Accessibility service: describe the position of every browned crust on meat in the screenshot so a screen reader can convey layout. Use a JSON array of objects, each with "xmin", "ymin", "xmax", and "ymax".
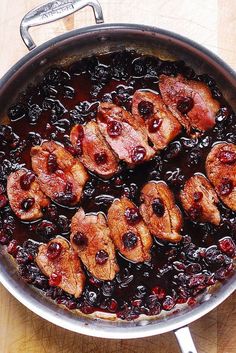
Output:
[
  {"xmin": 7, "ymin": 169, "xmax": 49, "ymax": 221},
  {"xmin": 36, "ymin": 237, "xmax": 85, "ymax": 298},
  {"xmin": 107, "ymin": 197, "xmax": 153, "ymax": 262},
  {"xmin": 180, "ymin": 173, "xmax": 220, "ymax": 225},
  {"xmin": 70, "ymin": 121, "xmax": 119, "ymax": 178},
  {"xmin": 97, "ymin": 102, "xmax": 155, "ymax": 166},
  {"xmin": 31, "ymin": 141, "xmax": 88, "ymax": 205},
  {"xmin": 132, "ymin": 90, "xmax": 182, "ymax": 150},
  {"xmin": 140, "ymin": 181, "xmax": 182, "ymax": 243},
  {"xmin": 159, "ymin": 74, "xmax": 220, "ymax": 132},
  {"xmin": 206, "ymin": 142, "xmax": 236, "ymax": 211},
  {"xmin": 70, "ymin": 208, "xmax": 119, "ymax": 280}
]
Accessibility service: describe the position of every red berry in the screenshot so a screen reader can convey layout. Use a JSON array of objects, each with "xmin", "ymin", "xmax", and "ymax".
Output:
[
  {"xmin": 73, "ymin": 232, "xmax": 88, "ymax": 247},
  {"xmin": 124, "ymin": 207, "xmax": 141, "ymax": 225},
  {"xmin": 131, "ymin": 145, "xmax": 146, "ymax": 163},
  {"xmin": 138, "ymin": 100, "xmax": 154, "ymax": 118},
  {"xmin": 218, "ymin": 178, "xmax": 233, "ymax": 196},
  {"xmin": 176, "ymin": 96, "xmax": 194, "ymax": 114},
  {"xmin": 218, "ymin": 237, "xmax": 236, "ymax": 257},
  {"xmin": 218, "ymin": 150, "xmax": 236, "ymax": 164},
  {"xmin": 47, "ymin": 242, "xmax": 62, "ymax": 260},
  {"xmin": 148, "ymin": 118, "xmax": 162, "ymax": 133},
  {"xmin": 122, "ymin": 232, "xmax": 138, "ymax": 249},
  {"xmin": 49, "ymin": 272, "xmax": 62, "ymax": 286},
  {"xmin": 152, "ymin": 286, "xmax": 166, "ymax": 300},
  {"xmin": 94, "ymin": 151, "xmax": 108, "ymax": 165},
  {"xmin": 107, "ymin": 120, "xmax": 122, "ymax": 137},
  {"xmin": 20, "ymin": 171, "xmax": 35, "ymax": 190},
  {"xmin": 21, "ymin": 197, "xmax": 35, "ymax": 211}
]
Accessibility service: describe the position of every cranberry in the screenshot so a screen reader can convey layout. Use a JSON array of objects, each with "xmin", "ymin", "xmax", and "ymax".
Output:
[
  {"xmin": 219, "ymin": 150, "xmax": 236, "ymax": 164},
  {"xmin": 57, "ymin": 215, "xmax": 69, "ymax": 234},
  {"xmin": 218, "ymin": 178, "xmax": 233, "ymax": 196},
  {"xmin": 20, "ymin": 171, "xmax": 35, "ymax": 190},
  {"xmin": 138, "ymin": 100, "xmax": 154, "ymax": 118},
  {"xmin": 218, "ymin": 237, "xmax": 236, "ymax": 257},
  {"xmin": 21, "ymin": 198, "xmax": 35, "ymax": 211},
  {"xmin": 95, "ymin": 250, "xmax": 109, "ymax": 265},
  {"xmin": 122, "ymin": 232, "xmax": 138, "ymax": 249},
  {"xmin": 124, "ymin": 207, "xmax": 141, "ymax": 225},
  {"xmin": 107, "ymin": 120, "xmax": 122, "ymax": 137},
  {"xmin": 148, "ymin": 118, "xmax": 162, "ymax": 133},
  {"xmin": 47, "ymin": 153, "xmax": 58, "ymax": 173},
  {"xmin": 193, "ymin": 191, "xmax": 203, "ymax": 202},
  {"xmin": 47, "ymin": 242, "xmax": 62, "ymax": 260},
  {"xmin": 0, "ymin": 194, "xmax": 7, "ymax": 208},
  {"xmin": 188, "ymin": 204, "xmax": 203, "ymax": 220},
  {"xmin": 49, "ymin": 272, "xmax": 62, "ymax": 286},
  {"xmin": 152, "ymin": 286, "xmax": 166, "ymax": 300},
  {"xmin": 189, "ymin": 274, "xmax": 206, "ymax": 287},
  {"xmin": 36, "ymin": 220, "xmax": 57, "ymax": 238},
  {"xmin": 152, "ymin": 198, "xmax": 165, "ymax": 217},
  {"xmin": 108, "ymin": 298, "xmax": 118, "ymax": 312},
  {"xmin": 73, "ymin": 232, "xmax": 88, "ymax": 247},
  {"xmin": 44, "ymin": 204, "xmax": 58, "ymax": 222},
  {"xmin": 131, "ymin": 146, "xmax": 146, "ymax": 163},
  {"xmin": 94, "ymin": 151, "xmax": 107, "ymax": 165},
  {"xmin": 176, "ymin": 96, "xmax": 194, "ymax": 114},
  {"xmin": 162, "ymin": 296, "xmax": 175, "ymax": 311},
  {"xmin": 7, "ymin": 239, "xmax": 19, "ymax": 257}
]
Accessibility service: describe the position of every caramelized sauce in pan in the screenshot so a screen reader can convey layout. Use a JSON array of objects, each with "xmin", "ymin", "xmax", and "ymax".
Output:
[{"xmin": 1, "ymin": 51, "xmax": 235, "ymax": 319}]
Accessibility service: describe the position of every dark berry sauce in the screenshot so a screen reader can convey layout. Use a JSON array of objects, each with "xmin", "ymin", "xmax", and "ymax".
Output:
[{"xmin": 0, "ymin": 50, "xmax": 235, "ymax": 320}]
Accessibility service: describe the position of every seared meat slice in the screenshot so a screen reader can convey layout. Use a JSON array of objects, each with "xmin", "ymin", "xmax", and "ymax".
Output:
[
  {"xmin": 97, "ymin": 102, "xmax": 155, "ymax": 166},
  {"xmin": 180, "ymin": 174, "xmax": 220, "ymax": 225},
  {"xmin": 31, "ymin": 141, "xmax": 88, "ymax": 206},
  {"xmin": 159, "ymin": 74, "xmax": 220, "ymax": 132},
  {"xmin": 206, "ymin": 142, "xmax": 236, "ymax": 211},
  {"xmin": 70, "ymin": 121, "xmax": 119, "ymax": 178},
  {"xmin": 132, "ymin": 90, "xmax": 182, "ymax": 150},
  {"xmin": 36, "ymin": 237, "xmax": 85, "ymax": 298},
  {"xmin": 107, "ymin": 197, "xmax": 153, "ymax": 262},
  {"xmin": 7, "ymin": 169, "xmax": 49, "ymax": 221},
  {"xmin": 140, "ymin": 181, "xmax": 182, "ymax": 243},
  {"xmin": 71, "ymin": 208, "xmax": 119, "ymax": 281}
]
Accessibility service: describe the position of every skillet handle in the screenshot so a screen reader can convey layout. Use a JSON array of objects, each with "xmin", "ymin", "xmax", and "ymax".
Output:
[
  {"xmin": 174, "ymin": 326, "xmax": 198, "ymax": 353},
  {"xmin": 20, "ymin": 0, "xmax": 104, "ymax": 51}
]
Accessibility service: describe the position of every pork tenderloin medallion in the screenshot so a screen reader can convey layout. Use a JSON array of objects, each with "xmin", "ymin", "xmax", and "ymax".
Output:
[
  {"xmin": 70, "ymin": 121, "xmax": 119, "ymax": 178},
  {"xmin": 36, "ymin": 237, "xmax": 85, "ymax": 298},
  {"xmin": 180, "ymin": 174, "xmax": 220, "ymax": 225},
  {"xmin": 107, "ymin": 197, "xmax": 153, "ymax": 262},
  {"xmin": 159, "ymin": 74, "xmax": 220, "ymax": 132},
  {"xmin": 7, "ymin": 169, "xmax": 49, "ymax": 221},
  {"xmin": 140, "ymin": 181, "xmax": 183, "ymax": 243},
  {"xmin": 97, "ymin": 102, "xmax": 155, "ymax": 166},
  {"xmin": 71, "ymin": 208, "xmax": 119, "ymax": 281},
  {"xmin": 31, "ymin": 141, "xmax": 88, "ymax": 206},
  {"xmin": 206, "ymin": 142, "xmax": 236, "ymax": 211},
  {"xmin": 132, "ymin": 90, "xmax": 182, "ymax": 150}
]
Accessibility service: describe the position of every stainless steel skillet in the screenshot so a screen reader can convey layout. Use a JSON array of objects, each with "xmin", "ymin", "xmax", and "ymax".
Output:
[{"xmin": 0, "ymin": 1, "xmax": 235, "ymax": 352}]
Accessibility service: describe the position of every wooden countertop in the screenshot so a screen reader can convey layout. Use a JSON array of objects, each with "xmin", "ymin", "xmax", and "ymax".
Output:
[{"xmin": 0, "ymin": 1, "xmax": 235, "ymax": 352}]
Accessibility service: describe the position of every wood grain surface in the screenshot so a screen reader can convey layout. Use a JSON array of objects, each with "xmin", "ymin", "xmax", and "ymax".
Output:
[{"xmin": 0, "ymin": 1, "xmax": 236, "ymax": 352}]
